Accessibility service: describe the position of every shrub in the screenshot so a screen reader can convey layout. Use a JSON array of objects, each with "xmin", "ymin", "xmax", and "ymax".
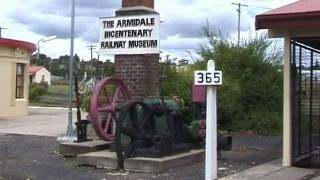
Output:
[
  {"xmin": 80, "ymin": 95, "xmax": 91, "ymax": 112},
  {"xmin": 29, "ymin": 83, "xmax": 48, "ymax": 102},
  {"xmin": 198, "ymin": 24, "xmax": 283, "ymax": 135},
  {"xmin": 52, "ymin": 80, "xmax": 68, "ymax": 85},
  {"xmin": 160, "ymin": 60, "xmax": 194, "ymax": 106}
]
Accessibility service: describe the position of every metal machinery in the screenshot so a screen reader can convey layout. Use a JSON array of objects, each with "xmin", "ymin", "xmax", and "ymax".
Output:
[
  {"xmin": 90, "ymin": 77, "xmax": 131, "ymax": 141},
  {"xmin": 88, "ymin": 77, "xmax": 232, "ymax": 168}
]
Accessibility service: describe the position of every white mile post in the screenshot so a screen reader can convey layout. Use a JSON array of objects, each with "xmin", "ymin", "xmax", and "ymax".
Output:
[
  {"xmin": 194, "ymin": 60, "xmax": 222, "ymax": 180},
  {"xmin": 206, "ymin": 60, "xmax": 217, "ymax": 180}
]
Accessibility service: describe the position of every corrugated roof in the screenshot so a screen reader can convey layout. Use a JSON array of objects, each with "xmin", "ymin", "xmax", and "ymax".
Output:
[
  {"xmin": 263, "ymin": 0, "xmax": 319, "ymax": 15},
  {"xmin": 256, "ymin": 0, "xmax": 320, "ymax": 30}
]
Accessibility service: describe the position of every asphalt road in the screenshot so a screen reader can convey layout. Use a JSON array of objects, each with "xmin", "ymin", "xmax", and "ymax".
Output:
[{"xmin": 0, "ymin": 133, "xmax": 282, "ymax": 180}]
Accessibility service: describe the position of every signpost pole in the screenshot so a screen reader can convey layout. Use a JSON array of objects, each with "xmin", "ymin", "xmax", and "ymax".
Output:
[
  {"xmin": 57, "ymin": 0, "xmax": 76, "ymax": 142},
  {"xmin": 66, "ymin": 0, "xmax": 76, "ymax": 139},
  {"xmin": 194, "ymin": 59, "xmax": 221, "ymax": 180},
  {"xmin": 205, "ymin": 60, "xmax": 217, "ymax": 180}
]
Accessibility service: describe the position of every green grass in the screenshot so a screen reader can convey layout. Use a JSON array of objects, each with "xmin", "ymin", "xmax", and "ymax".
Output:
[
  {"xmin": 48, "ymin": 84, "xmax": 69, "ymax": 94},
  {"xmin": 30, "ymin": 84, "xmax": 74, "ymax": 107}
]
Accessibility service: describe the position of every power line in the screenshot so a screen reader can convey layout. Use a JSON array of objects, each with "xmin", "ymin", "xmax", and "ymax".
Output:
[
  {"xmin": 86, "ymin": 45, "xmax": 97, "ymax": 77},
  {"xmin": 95, "ymin": 51, "xmax": 100, "ymax": 61},
  {"xmin": 86, "ymin": 45, "xmax": 97, "ymax": 61},
  {"xmin": 216, "ymin": 2, "xmax": 271, "ymax": 9},
  {"xmin": 247, "ymin": 4, "xmax": 272, "ymax": 10},
  {"xmin": 232, "ymin": 2, "xmax": 248, "ymax": 46}
]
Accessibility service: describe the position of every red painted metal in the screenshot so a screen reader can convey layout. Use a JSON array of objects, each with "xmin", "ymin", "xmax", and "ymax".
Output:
[
  {"xmin": 90, "ymin": 77, "xmax": 131, "ymax": 141},
  {"xmin": 263, "ymin": 0, "xmax": 320, "ymax": 15},
  {"xmin": 256, "ymin": 0, "xmax": 320, "ymax": 30},
  {"xmin": 0, "ymin": 38, "xmax": 36, "ymax": 52},
  {"xmin": 192, "ymin": 85, "xmax": 206, "ymax": 103}
]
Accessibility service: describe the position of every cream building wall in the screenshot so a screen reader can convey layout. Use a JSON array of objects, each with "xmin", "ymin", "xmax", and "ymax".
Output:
[
  {"xmin": 31, "ymin": 68, "xmax": 51, "ymax": 85},
  {"xmin": 0, "ymin": 46, "xmax": 31, "ymax": 117}
]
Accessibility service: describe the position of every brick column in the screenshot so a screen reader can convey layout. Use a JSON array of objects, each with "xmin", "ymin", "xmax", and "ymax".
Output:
[
  {"xmin": 115, "ymin": 0, "xmax": 160, "ymax": 101},
  {"xmin": 122, "ymin": 0, "xmax": 154, "ymax": 9}
]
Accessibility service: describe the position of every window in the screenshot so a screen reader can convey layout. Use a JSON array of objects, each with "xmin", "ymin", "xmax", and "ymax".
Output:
[{"xmin": 16, "ymin": 63, "xmax": 24, "ymax": 99}]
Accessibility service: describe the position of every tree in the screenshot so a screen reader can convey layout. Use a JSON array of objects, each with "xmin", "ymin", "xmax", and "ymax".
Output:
[
  {"xmin": 30, "ymin": 54, "xmax": 51, "ymax": 69},
  {"xmin": 197, "ymin": 23, "xmax": 283, "ymax": 134},
  {"xmin": 160, "ymin": 56, "xmax": 193, "ymax": 105}
]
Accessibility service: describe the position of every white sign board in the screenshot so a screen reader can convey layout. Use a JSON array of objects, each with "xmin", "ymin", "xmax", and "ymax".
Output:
[
  {"xmin": 99, "ymin": 14, "xmax": 160, "ymax": 55},
  {"xmin": 194, "ymin": 71, "xmax": 222, "ymax": 85}
]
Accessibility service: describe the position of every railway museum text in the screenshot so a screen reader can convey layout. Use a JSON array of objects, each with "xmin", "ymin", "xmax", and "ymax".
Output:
[{"xmin": 99, "ymin": 15, "xmax": 160, "ymax": 54}]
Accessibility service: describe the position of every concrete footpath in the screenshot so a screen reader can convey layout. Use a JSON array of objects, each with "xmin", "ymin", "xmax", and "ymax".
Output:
[
  {"xmin": 0, "ymin": 106, "xmax": 78, "ymax": 137},
  {"xmin": 221, "ymin": 159, "xmax": 320, "ymax": 180}
]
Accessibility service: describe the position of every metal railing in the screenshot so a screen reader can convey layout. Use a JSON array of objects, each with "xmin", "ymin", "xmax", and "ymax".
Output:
[{"xmin": 291, "ymin": 40, "xmax": 320, "ymax": 166}]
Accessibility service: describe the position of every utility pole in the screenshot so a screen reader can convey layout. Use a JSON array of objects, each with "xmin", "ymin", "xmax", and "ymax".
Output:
[
  {"xmin": 56, "ymin": 0, "xmax": 75, "ymax": 142},
  {"xmin": 87, "ymin": 45, "xmax": 97, "ymax": 61},
  {"xmin": 95, "ymin": 51, "xmax": 102, "ymax": 77},
  {"xmin": 232, "ymin": 2, "xmax": 248, "ymax": 46},
  {"xmin": 87, "ymin": 45, "xmax": 97, "ymax": 77},
  {"xmin": 0, "ymin": 27, "xmax": 7, "ymax": 38}
]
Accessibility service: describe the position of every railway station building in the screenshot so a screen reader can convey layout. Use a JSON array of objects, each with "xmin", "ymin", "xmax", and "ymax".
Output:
[
  {"xmin": 256, "ymin": 0, "xmax": 320, "ymax": 167},
  {"xmin": 0, "ymin": 38, "xmax": 36, "ymax": 117}
]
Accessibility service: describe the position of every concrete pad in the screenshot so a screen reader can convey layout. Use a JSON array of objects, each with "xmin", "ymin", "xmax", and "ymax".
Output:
[
  {"xmin": 77, "ymin": 150, "xmax": 118, "ymax": 170},
  {"xmin": 59, "ymin": 140, "xmax": 112, "ymax": 156},
  {"xmin": 0, "ymin": 106, "xmax": 88, "ymax": 137},
  {"xmin": 220, "ymin": 160, "xmax": 285, "ymax": 180},
  {"xmin": 124, "ymin": 149, "xmax": 205, "ymax": 173},
  {"xmin": 310, "ymin": 174, "xmax": 320, "ymax": 180},
  {"xmin": 220, "ymin": 159, "xmax": 319, "ymax": 180},
  {"xmin": 77, "ymin": 149, "xmax": 205, "ymax": 173},
  {"xmin": 259, "ymin": 167, "xmax": 317, "ymax": 180}
]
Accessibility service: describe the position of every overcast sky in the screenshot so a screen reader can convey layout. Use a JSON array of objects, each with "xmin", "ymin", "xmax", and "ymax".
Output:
[{"xmin": 0, "ymin": 0, "xmax": 297, "ymax": 61}]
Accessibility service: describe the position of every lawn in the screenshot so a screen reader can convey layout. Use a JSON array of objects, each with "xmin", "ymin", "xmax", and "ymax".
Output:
[
  {"xmin": 30, "ymin": 84, "xmax": 74, "ymax": 107},
  {"xmin": 48, "ymin": 84, "xmax": 69, "ymax": 94}
]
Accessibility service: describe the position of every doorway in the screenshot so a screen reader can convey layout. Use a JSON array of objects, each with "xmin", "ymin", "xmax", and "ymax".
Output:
[{"xmin": 291, "ymin": 38, "xmax": 320, "ymax": 167}]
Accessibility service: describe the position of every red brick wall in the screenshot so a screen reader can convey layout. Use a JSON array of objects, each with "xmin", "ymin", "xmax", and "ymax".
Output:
[
  {"xmin": 122, "ymin": 0, "xmax": 154, "ymax": 9},
  {"xmin": 115, "ymin": 54, "xmax": 160, "ymax": 100},
  {"xmin": 116, "ymin": 0, "xmax": 159, "ymax": 101}
]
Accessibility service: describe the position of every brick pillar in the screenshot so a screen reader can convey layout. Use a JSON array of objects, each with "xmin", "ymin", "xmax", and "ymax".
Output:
[
  {"xmin": 115, "ymin": 0, "xmax": 160, "ymax": 101},
  {"xmin": 122, "ymin": 0, "xmax": 154, "ymax": 9}
]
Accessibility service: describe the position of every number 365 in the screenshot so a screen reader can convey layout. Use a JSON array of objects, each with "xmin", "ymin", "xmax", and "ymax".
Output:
[{"xmin": 197, "ymin": 72, "xmax": 221, "ymax": 84}]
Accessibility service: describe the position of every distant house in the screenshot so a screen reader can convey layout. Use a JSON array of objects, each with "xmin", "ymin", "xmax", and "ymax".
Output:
[
  {"xmin": 177, "ymin": 59, "xmax": 190, "ymax": 71},
  {"xmin": 178, "ymin": 59, "xmax": 189, "ymax": 65},
  {"xmin": 28, "ymin": 65, "xmax": 51, "ymax": 85}
]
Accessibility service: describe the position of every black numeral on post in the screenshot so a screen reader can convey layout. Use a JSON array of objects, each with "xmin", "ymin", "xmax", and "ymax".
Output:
[
  {"xmin": 214, "ymin": 72, "xmax": 220, "ymax": 83},
  {"xmin": 197, "ymin": 72, "xmax": 204, "ymax": 83},
  {"xmin": 206, "ymin": 72, "xmax": 212, "ymax": 83}
]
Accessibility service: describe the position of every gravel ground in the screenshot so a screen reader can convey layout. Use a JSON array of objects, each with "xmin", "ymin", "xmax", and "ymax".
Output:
[{"xmin": 0, "ymin": 133, "xmax": 282, "ymax": 180}]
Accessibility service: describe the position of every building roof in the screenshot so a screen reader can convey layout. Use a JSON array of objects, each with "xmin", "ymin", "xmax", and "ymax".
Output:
[
  {"xmin": 256, "ymin": 0, "xmax": 320, "ymax": 30},
  {"xmin": 0, "ymin": 38, "xmax": 36, "ymax": 52},
  {"xmin": 28, "ymin": 65, "xmax": 44, "ymax": 75}
]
